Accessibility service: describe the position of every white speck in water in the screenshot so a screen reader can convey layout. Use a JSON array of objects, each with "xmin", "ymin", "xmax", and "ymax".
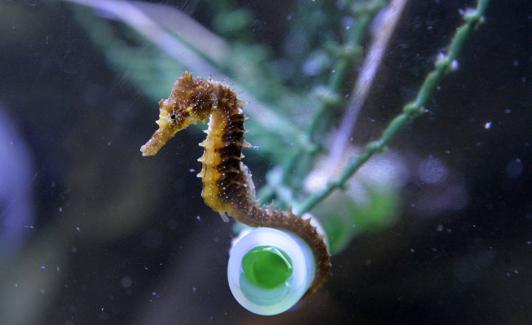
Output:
[
  {"xmin": 450, "ymin": 60, "xmax": 459, "ymax": 71},
  {"xmin": 513, "ymin": 60, "xmax": 519, "ymax": 67},
  {"xmin": 484, "ymin": 121, "xmax": 492, "ymax": 129},
  {"xmin": 342, "ymin": 17, "xmax": 354, "ymax": 31},
  {"xmin": 40, "ymin": 265, "xmax": 46, "ymax": 270},
  {"xmin": 75, "ymin": 226, "xmax": 80, "ymax": 232},
  {"xmin": 514, "ymin": 269, "xmax": 519, "ymax": 274},
  {"xmin": 192, "ymin": 287, "xmax": 197, "ymax": 293},
  {"xmin": 196, "ymin": 215, "xmax": 201, "ymax": 222},
  {"xmin": 14, "ymin": 283, "xmax": 19, "ymax": 288},
  {"xmin": 58, "ymin": 207, "xmax": 63, "ymax": 213},
  {"xmin": 410, "ymin": 248, "xmax": 415, "ymax": 253},
  {"xmin": 436, "ymin": 224, "xmax": 444, "ymax": 232},
  {"xmin": 504, "ymin": 108, "xmax": 512, "ymax": 114}
]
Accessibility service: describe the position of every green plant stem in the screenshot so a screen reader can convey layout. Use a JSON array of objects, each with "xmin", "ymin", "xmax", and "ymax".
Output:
[
  {"xmin": 259, "ymin": 0, "xmax": 387, "ymax": 205},
  {"xmin": 308, "ymin": 0, "xmax": 386, "ymax": 136},
  {"xmin": 293, "ymin": 0, "xmax": 490, "ymax": 215}
]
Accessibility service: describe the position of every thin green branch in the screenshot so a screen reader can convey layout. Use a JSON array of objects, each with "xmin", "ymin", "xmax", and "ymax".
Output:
[
  {"xmin": 308, "ymin": 0, "xmax": 387, "ymax": 136},
  {"xmin": 294, "ymin": 0, "xmax": 490, "ymax": 215},
  {"xmin": 329, "ymin": 0, "xmax": 408, "ymax": 167},
  {"xmin": 259, "ymin": 0, "xmax": 388, "ymax": 204}
]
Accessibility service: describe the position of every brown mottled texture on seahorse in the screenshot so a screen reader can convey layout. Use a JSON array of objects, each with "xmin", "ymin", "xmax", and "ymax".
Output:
[{"xmin": 141, "ymin": 72, "xmax": 330, "ymax": 296}]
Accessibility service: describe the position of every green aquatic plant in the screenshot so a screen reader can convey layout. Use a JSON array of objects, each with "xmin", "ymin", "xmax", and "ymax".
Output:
[
  {"xmin": 295, "ymin": 0, "xmax": 490, "ymax": 214},
  {"xmin": 65, "ymin": 0, "xmax": 490, "ymax": 315}
]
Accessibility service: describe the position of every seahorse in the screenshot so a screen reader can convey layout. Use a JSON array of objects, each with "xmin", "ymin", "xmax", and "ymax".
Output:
[{"xmin": 140, "ymin": 72, "xmax": 330, "ymax": 296}]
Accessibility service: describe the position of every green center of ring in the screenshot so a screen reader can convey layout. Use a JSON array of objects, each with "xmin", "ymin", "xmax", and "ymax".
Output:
[{"xmin": 242, "ymin": 246, "xmax": 293, "ymax": 289}]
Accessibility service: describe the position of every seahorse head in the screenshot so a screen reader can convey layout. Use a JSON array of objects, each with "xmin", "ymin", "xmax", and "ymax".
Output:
[{"xmin": 140, "ymin": 72, "xmax": 214, "ymax": 156}]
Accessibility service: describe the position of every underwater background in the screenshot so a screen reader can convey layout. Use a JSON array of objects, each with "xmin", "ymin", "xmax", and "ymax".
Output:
[{"xmin": 0, "ymin": 0, "xmax": 531, "ymax": 324}]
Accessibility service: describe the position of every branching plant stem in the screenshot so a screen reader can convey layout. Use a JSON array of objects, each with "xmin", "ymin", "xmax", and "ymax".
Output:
[
  {"xmin": 328, "ymin": 0, "xmax": 408, "ymax": 169},
  {"xmin": 259, "ymin": 0, "xmax": 388, "ymax": 204},
  {"xmin": 293, "ymin": 0, "xmax": 490, "ymax": 215}
]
